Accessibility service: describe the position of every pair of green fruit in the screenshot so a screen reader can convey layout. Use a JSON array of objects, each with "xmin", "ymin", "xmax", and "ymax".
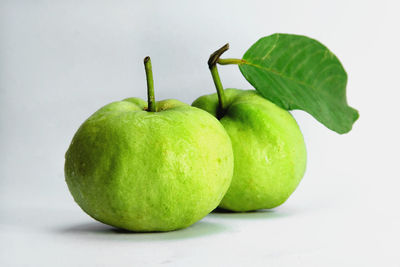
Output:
[{"xmin": 65, "ymin": 54, "xmax": 306, "ymax": 232}]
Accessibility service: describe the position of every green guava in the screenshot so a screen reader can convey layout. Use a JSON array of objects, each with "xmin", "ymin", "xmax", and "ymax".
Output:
[
  {"xmin": 192, "ymin": 89, "xmax": 306, "ymax": 211},
  {"xmin": 65, "ymin": 98, "xmax": 233, "ymax": 231}
]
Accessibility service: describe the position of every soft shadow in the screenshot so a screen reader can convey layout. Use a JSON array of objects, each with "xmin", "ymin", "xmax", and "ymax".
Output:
[
  {"xmin": 58, "ymin": 220, "xmax": 227, "ymax": 241},
  {"xmin": 210, "ymin": 207, "xmax": 291, "ymax": 220}
]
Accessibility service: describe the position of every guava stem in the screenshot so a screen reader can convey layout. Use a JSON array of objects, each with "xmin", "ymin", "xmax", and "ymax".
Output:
[
  {"xmin": 210, "ymin": 67, "xmax": 226, "ymax": 115},
  {"xmin": 218, "ymin": 58, "xmax": 246, "ymax": 65},
  {"xmin": 144, "ymin": 56, "xmax": 156, "ymax": 112},
  {"xmin": 208, "ymin": 44, "xmax": 230, "ymax": 119}
]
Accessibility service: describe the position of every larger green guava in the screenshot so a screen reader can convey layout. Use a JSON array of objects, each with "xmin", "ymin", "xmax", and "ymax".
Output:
[
  {"xmin": 193, "ymin": 89, "xmax": 306, "ymax": 211},
  {"xmin": 65, "ymin": 98, "xmax": 233, "ymax": 231}
]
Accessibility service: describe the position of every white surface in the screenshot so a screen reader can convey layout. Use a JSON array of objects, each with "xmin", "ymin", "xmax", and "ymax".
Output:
[{"xmin": 1, "ymin": 0, "xmax": 399, "ymax": 266}]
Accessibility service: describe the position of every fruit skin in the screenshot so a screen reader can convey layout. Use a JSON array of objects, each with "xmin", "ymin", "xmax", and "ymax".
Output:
[
  {"xmin": 192, "ymin": 89, "xmax": 306, "ymax": 212},
  {"xmin": 65, "ymin": 98, "xmax": 233, "ymax": 232}
]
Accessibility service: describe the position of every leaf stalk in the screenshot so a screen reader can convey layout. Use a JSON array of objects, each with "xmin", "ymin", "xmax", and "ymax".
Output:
[{"xmin": 217, "ymin": 58, "xmax": 246, "ymax": 65}]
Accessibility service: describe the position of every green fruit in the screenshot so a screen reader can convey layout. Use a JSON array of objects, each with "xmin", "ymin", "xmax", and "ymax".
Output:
[
  {"xmin": 193, "ymin": 89, "xmax": 306, "ymax": 211},
  {"xmin": 65, "ymin": 57, "xmax": 233, "ymax": 231}
]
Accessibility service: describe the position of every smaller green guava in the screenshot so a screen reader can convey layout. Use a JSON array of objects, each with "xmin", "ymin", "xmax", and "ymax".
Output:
[
  {"xmin": 193, "ymin": 89, "xmax": 306, "ymax": 211},
  {"xmin": 65, "ymin": 57, "xmax": 234, "ymax": 231}
]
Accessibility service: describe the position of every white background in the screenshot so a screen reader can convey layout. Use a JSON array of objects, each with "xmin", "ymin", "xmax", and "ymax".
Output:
[{"xmin": 1, "ymin": 0, "xmax": 399, "ymax": 266}]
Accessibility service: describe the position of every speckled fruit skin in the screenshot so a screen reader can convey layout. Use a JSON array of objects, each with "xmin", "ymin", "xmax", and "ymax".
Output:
[
  {"xmin": 65, "ymin": 98, "xmax": 233, "ymax": 232},
  {"xmin": 192, "ymin": 89, "xmax": 306, "ymax": 212}
]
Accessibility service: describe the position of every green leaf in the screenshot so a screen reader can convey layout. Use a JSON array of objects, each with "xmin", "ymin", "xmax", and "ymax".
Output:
[{"xmin": 239, "ymin": 33, "xmax": 359, "ymax": 134}]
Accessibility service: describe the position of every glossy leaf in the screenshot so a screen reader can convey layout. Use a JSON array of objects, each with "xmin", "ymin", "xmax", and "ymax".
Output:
[{"xmin": 239, "ymin": 34, "xmax": 359, "ymax": 134}]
